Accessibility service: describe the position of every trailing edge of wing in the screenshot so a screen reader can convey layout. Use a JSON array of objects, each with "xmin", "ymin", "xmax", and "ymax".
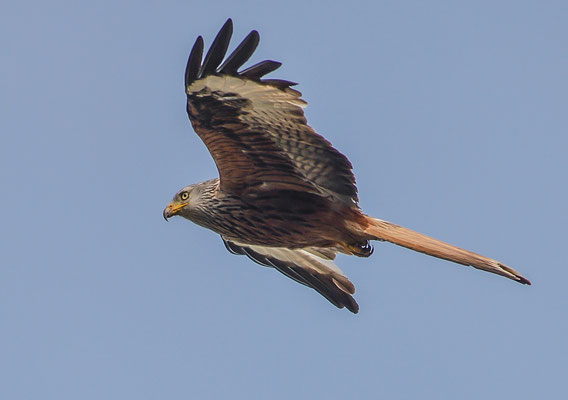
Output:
[{"xmin": 223, "ymin": 239, "xmax": 359, "ymax": 313}]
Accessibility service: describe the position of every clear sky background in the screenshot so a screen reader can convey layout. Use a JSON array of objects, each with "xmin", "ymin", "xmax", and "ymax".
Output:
[{"xmin": 1, "ymin": 1, "xmax": 566, "ymax": 399}]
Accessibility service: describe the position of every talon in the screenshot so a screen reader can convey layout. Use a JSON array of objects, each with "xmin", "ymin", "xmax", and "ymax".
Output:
[{"xmin": 343, "ymin": 241, "xmax": 374, "ymax": 257}]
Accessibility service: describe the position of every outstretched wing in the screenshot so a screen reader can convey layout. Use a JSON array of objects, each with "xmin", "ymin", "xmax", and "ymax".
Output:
[
  {"xmin": 223, "ymin": 239, "xmax": 359, "ymax": 313},
  {"xmin": 185, "ymin": 19, "xmax": 358, "ymax": 205}
]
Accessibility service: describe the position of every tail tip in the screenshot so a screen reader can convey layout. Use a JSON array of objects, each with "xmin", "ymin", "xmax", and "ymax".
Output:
[
  {"xmin": 497, "ymin": 262, "xmax": 531, "ymax": 285},
  {"xmin": 517, "ymin": 276, "xmax": 532, "ymax": 285}
]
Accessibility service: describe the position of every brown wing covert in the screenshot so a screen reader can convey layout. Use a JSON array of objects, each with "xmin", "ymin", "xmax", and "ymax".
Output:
[{"xmin": 184, "ymin": 19, "xmax": 358, "ymax": 205}]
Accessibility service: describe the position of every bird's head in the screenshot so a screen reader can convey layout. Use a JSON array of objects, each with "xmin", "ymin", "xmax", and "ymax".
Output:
[
  {"xmin": 163, "ymin": 179, "xmax": 218, "ymax": 222},
  {"xmin": 163, "ymin": 185, "xmax": 197, "ymax": 221}
]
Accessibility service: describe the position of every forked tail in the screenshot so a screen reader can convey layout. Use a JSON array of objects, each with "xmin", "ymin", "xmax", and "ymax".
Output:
[{"xmin": 361, "ymin": 216, "xmax": 531, "ymax": 285}]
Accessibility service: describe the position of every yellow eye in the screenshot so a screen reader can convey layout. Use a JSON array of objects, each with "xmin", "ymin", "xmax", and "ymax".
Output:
[{"xmin": 180, "ymin": 192, "xmax": 189, "ymax": 201}]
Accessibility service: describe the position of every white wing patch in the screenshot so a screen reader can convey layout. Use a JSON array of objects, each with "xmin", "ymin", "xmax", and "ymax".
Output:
[{"xmin": 189, "ymin": 75, "xmax": 307, "ymax": 108}]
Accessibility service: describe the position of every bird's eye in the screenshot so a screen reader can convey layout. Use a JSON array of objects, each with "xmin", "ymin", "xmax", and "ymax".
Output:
[{"xmin": 180, "ymin": 192, "xmax": 189, "ymax": 201}]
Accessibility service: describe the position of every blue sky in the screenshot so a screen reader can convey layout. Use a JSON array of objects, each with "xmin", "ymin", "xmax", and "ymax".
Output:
[{"xmin": 1, "ymin": 1, "xmax": 567, "ymax": 399}]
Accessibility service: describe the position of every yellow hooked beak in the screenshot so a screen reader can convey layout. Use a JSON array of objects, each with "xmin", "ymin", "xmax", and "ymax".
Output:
[{"xmin": 163, "ymin": 201, "xmax": 188, "ymax": 221}]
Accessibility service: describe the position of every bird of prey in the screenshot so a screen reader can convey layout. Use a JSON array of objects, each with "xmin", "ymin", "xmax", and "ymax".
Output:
[{"xmin": 163, "ymin": 19, "xmax": 530, "ymax": 313}]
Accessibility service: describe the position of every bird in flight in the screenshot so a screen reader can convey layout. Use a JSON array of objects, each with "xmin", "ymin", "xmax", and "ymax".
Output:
[{"xmin": 163, "ymin": 19, "xmax": 530, "ymax": 313}]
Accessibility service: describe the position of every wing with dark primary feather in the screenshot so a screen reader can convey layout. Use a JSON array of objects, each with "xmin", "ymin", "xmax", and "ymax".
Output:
[
  {"xmin": 223, "ymin": 239, "xmax": 359, "ymax": 313},
  {"xmin": 185, "ymin": 19, "xmax": 358, "ymax": 205}
]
